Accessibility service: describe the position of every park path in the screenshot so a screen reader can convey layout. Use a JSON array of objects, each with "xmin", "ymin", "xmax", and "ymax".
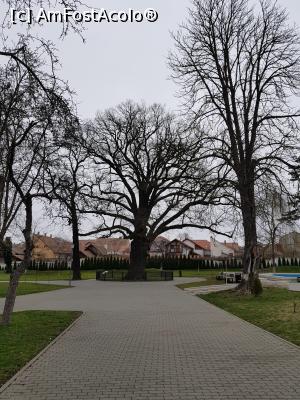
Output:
[{"xmin": 1, "ymin": 278, "xmax": 300, "ymax": 399}]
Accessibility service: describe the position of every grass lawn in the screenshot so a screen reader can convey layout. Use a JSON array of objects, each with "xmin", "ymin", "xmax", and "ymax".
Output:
[
  {"xmin": 264, "ymin": 266, "xmax": 300, "ymax": 273},
  {"xmin": 0, "ymin": 266, "xmax": 299, "ymax": 282},
  {"xmin": 0, "ymin": 269, "xmax": 234, "ymax": 281},
  {"xmin": 176, "ymin": 275, "xmax": 225, "ymax": 290},
  {"xmin": 0, "ymin": 310, "xmax": 81, "ymax": 386},
  {"xmin": 172, "ymin": 269, "xmax": 240, "ymax": 278},
  {"xmin": 199, "ymin": 287, "xmax": 300, "ymax": 346},
  {"xmin": 0, "ymin": 282, "xmax": 71, "ymax": 298},
  {"xmin": 0, "ymin": 270, "xmax": 95, "ymax": 282}
]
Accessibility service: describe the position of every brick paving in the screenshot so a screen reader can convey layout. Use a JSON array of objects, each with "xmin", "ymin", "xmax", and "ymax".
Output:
[
  {"xmin": 1, "ymin": 279, "xmax": 300, "ymax": 399},
  {"xmin": 183, "ymin": 283, "xmax": 237, "ymax": 294}
]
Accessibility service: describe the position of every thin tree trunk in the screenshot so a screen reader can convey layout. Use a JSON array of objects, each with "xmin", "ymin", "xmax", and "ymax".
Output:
[
  {"xmin": 1, "ymin": 196, "xmax": 32, "ymax": 325},
  {"xmin": 0, "ymin": 174, "xmax": 5, "ymax": 231},
  {"xmin": 71, "ymin": 206, "xmax": 81, "ymax": 280},
  {"xmin": 271, "ymin": 236, "xmax": 276, "ymax": 273}
]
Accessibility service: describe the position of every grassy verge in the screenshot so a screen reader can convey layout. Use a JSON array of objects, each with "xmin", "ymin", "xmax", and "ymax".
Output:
[
  {"xmin": 0, "ymin": 310, "xmax": 81, "ymax": 386},
  {"xmin": 0, "ymin": 270, "xmax": 94, "ymax": 282},
  {"xmin": 176, "ymin": 276, "xmax": 225, "ymax": 290},
  {"xmin": 0, "ymin": 266, "xmax": 299, "ymax": 282},
  {"xmin": 172, "ymin": 269, "xmax": 239, "ymax": 278},
  {"xmin": 263, "ymin": 266, "xmax": 300, "ymax": 273},
  {"xmin": 0, "ymin": 269, "xmax": 232, "ymax": 281},
  {"xmin": 199, "ymin": 288, "xmax": 300, "ymax": 346},
  {"xmin": 0, "ymin": 282, "xmax": 70, "ymax": 298}
]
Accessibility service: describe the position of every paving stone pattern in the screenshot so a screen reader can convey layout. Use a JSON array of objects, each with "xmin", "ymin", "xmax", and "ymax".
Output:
[{"xmin": 1, "ymin": 279, "xmax": 300, "ymax": 399}]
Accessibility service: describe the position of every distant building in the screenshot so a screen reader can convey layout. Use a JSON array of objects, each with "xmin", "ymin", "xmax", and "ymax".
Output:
[
  {"xmin": 279, "ymin": 231, "xmax": 300, "ymax": 258},
  {"xmin": 210, "ymin": 237, "xmax": 243, "ymax": 258},
  {"xmin": 13, "ymin": 234, "xmax": 72, "ymax": 262},
  {"xmin": 183, "ymin": 239, "xmax": 211, "ymax": 257},
  {"xmin": 149, "ymin": 236, "xmax": 170, "ymax": 257},
  {"xmin": 12, "ymin": 235, "xmax": 131, "ymax": 262},
  {"xmin": 261, "ymin": 243, "xmax": 284, "ymax": 261},
  {"xmin": 79, "ymin": 238, "xmax": 131, "ymax": 259},
  {"xmin": 164, "ymin": 237, "xmax": 242, "ymax": 259},
  {"xmin": 165, "ymin": 239, "xmax": 194, "ymax": 257},
  {"xmin": 262, "ymin": 231, "xmax": 300, "ymax": 262}
]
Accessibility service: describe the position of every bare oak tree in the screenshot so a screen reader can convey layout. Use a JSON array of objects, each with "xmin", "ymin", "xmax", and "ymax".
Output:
[
  {"xmin": 82, "ymin": 102, "xmax": 227, "ymax": 280},
  {"xmin": 170, "ymin": 0, "xmax": 300, "ymax": 292}
]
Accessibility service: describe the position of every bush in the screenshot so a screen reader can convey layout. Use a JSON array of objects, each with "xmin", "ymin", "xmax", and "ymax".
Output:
[{"xmin": 252, "ymin": 275, "xmax": 263, "ymax": 296}]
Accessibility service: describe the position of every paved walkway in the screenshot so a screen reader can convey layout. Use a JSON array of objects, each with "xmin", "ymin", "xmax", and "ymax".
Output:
[
  {"xmin": 183, "ymin": 283, "xmax": 237, "ymax": 295},
  {"xmin": 1, "ymin": 279, "xmax": 300, "ymax": 399}
]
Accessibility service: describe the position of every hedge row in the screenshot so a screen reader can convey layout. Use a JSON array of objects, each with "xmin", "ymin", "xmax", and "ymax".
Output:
[
  {"xmin": 27, "ymin": 259, "xmax": 69, "ymax": 271},
  {"xmin": 277, "ymin": 257, "xmax": 300, "ymax": 267},
  {"xmin": 10, "ymin": 255, "xmax": 299, "ymax": 271},
  {"xmin": 80, "ymin": 255, "xmax": 243, "ymax": 271},
  {"xmin": 81, "ymin": 256, "xmax": 129, "ymax": 270}
]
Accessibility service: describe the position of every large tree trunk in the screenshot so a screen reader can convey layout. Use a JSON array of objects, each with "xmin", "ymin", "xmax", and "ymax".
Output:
[
  {"xmin": 238, "ymin": 179, "xmax": 260, "ymax": 293},
  {"xmin": 126, "ymin": 205, "xmax": 151, "ymax": 281},
  {"xmin": 71, "ymin": 206, "xmax": 81, "ymax": 280},
  {"xmin": 127, "ymin": 236, "xmax": 149, "ymax": 280},
  {"xmin": 1, "ymin": 196, "xmax": 32, "ymax": 325}
]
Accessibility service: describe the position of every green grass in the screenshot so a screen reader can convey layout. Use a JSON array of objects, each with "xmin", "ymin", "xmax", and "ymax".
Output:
[
  {"xmin": 0, "ymin": 310, "xmax": 81, "ymax": 386},
  {"xmin": 0, "ymin": 282, "xmax": 70, "ymax": 298},
  {"xmin": 0, "ymin": 269, "xmax": 233, "ymax": 282},
  {"xmin": 172, "ymin": 269, "xmax": 240, "ymax": 277},
  {"xmin": 199, "ymin": 287, "xmax": 300, "ymax": 346},
  {"xmin": 176, "ymin": 275, "xmax": 225, "ymax": 289},
  {"xmin": 263, "ymin": 266, "xmax": 300, "ymax": 273},
  {"xmin": 0, "ymin": 270, "xmax": 95, "ymax": 282},
  {"xmin": 0, "ymin": 266, "xmax": 298, "ymax": 282}
]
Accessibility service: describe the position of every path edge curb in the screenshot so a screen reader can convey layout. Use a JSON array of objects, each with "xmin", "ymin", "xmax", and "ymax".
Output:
[{"xmin": 0, "ymin": 311, "xmax": 83, "ymax": 394}]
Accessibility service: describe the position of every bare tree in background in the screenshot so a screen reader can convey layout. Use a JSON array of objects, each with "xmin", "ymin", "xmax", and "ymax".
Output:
[
  {"xmin": 256, "ymin": 184, "xmax": 291, "ymax": 270},
  {"xmin": 82, "ymin": 102, "xmax": 228, "ymax": 280},
  {"xmin": 1, "ymin": 50, "xmax": 75, "ymax": 325},
  {"xmin": 284, "ymin": 158, "xmax": 300, "ymax": 223},
  {"xmin": 0, "ymin": 65, "xmax": 23, "ymax": 243},
  {"xmin": 0, "ymin": 0, "xmax": 84, "ymax": 248},
  {"xmin": 1, "ymin": 0, "xmax": 87, "ymax": 37},
  {"xmin": 170, "ymin": 0, "xmax": 300, "ymax": 292},
  {"xmin": 44, "ymin": 139, "xmax": 91, "ymax": 280},
  {"xmin": 0, "ymin": 1, "xmax": 88, "ymax": 110}
]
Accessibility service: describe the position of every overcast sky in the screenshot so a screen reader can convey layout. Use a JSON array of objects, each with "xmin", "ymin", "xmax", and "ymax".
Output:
[
  {"xmin": 52, "ymin": 0, "xmax": 191, "ymax": 118},
  {"xmin": 6, "ymin": 0, "xmax": 300, "ymax": 242}
]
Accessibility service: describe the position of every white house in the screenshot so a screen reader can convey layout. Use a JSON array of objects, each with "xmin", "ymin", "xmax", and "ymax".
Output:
[
  {"xmin": 210, "ymin": 237, "xmax": 234, "ymax": 258},
  {"xmin": 183, "ymin": 239, "xmax": 211, "ymax": 257}
]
